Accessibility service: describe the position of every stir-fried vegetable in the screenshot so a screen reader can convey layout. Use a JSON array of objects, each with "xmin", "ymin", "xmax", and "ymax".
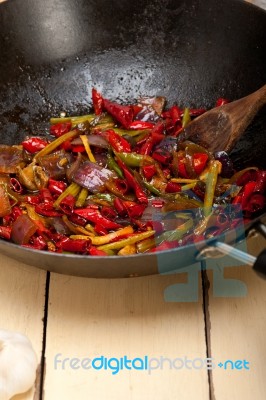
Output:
[{"xmin": 0, "ymin": 88, "xmax": 265, "ymax": 256}]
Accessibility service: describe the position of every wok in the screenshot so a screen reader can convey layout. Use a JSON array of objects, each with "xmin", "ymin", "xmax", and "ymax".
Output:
[{"xmin": 0, "ymin": 0, "xmax": 265, "ymax": 278}]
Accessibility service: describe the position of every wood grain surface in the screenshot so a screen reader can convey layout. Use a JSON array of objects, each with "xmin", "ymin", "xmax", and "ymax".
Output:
[
  {"xmin": 0, "ymin": 255, "xmax": 46, "ymax": 400},
  {"xmin": 44, "ymin": 272, "xmax": 209, "ymax": 400}
]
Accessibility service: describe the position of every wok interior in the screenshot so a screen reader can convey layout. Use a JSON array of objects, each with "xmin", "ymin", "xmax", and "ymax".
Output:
[{"xmin": 0, "ymin": 0, "xmax": 265, "ymax": 277}]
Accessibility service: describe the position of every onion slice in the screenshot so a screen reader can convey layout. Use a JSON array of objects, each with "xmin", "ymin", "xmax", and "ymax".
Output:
[
  {"xmin": 72, "ymin": 161, "xmax": 115, "ymax": 193},
  {"xmin": 11, "ymin": 215, "xmax": 38, "ymax": 245}
]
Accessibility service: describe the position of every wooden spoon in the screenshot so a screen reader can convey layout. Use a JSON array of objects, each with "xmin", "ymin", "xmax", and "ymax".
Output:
[{"xmin": 178, "ymin": 84, "xmax": 266, "ymax": 153}]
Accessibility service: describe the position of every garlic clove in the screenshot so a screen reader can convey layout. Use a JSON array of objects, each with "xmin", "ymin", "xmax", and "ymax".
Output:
[{"xmin": 0, "ymin": 330, "xmax": 38, "ymax": 400}]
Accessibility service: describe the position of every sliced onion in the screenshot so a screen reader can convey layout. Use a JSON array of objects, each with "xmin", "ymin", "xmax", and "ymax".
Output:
[
  {"xmin": 38, "ymin": 149, "xmax": 72, "ymax": 179},
  {"xmin": 0, "ymin": 185, "xmax": 12, "ymax": 217},
  {"xmin": 66, "ymin": 152, "xmax": 83, "ymax": 181},
  {"xmin": 11, "ymin": 214, "xmax": 38, "ymax": 245},
  {"xmin": 0, "ymin": 145, "xmax": 24, "ymax": 173},
  {"xmin": 94, "ymin": 153, "xmax": 108, "ymax": 168},
  {"xmin": 72, "ymin": 161, "xmax": 116, "ymax": 193},
  {"xmin": 48, "ymin": 217, "xmax": 71, "ymax": 235}
]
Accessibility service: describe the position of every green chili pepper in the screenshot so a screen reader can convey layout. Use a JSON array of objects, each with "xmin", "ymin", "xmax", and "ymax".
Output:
[
  {"xmin": 136, "ymin": 237, "xmax": 157, "ymax": 253},
  {"xmin": 181, "ymin": 182, "xmax": 197, "ymax": 191},
  {"xmin": 75, "ymin": 188, "xmax": 89, "ymax": 207},
  {"xmin": 107, "ymin": 153, "xmax": 124, "ymax": 178},
  {"xmin": 142, "ymin": 180, "xmax": 161, "ymax": 196},
  {"xmin": 50, "ymin": 114, "xmax": 96, "ymax": 125},
  {"xmin": 115, "ymin": 151, "xmax": 154, "ymax": 168},
  {"xmin": 204, "ymin": 160, "xmax": 222, "ymax": 216},
  {"xmin": 182, "ymin": 108, "xmax": 191, "ymax": 128},
  {"xmin": 87, "ymin": 193, "xmax": 115, "ymax": 205},
  {"xmin": 109, "ymin": 128, "xmax": 151, "ymax": 137},
  {"xmin": 162, "ymin": 218, "xmax": 193, "ymax": 241}
]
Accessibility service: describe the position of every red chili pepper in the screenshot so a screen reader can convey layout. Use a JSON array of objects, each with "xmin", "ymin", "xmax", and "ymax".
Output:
[
  {"xmin": 150, "ymin": 240, "xmax": 178, "ymax": 252},
  {"xmin": 139, "ymin": 135, "xmax": 154, "ymax": 155},
  {"xmin": 142, "ymin": 164, "xmax": 157, "ymax": 180},
  {"xmin": 68, "ymin": 214, "xmax": 87, "ymax": 227},
  {"xmin": 215, "ymin": 98, "xmax": 230, "ymax": 107},
  {"xmin": 161, "ymin": 110, "xmax": 171, "ymax": 119},
  {"xmin": 106, "ymin": 129, "xmax": 131, "ymax": 153},
  {"xmin": 151, "ymin": 131, "xmax": 165, "ymax": 146},
  {"xmin": 151, "ymin": 199, "xmax": 165, "ymax": 208},
  {"xmin": 173, "ymin": 126, "xmax": 184, "ymax": 137},
  {"xmin": 152, "ymin": 121, "xmax": 165, "ymax": 135},
  {"xmin": 29, "ymin": 235, "xmax": 47, "ymax": 250},
  {"xmin": 241, "ymin": 181, "xmax": 256, "ymax": 208},
  {"xmin": 23, "ymin": 195, "xmax": 41, "ymax": 205},
  {"xmin": 40, "ymin": 188, "xmax": 53, "ymax": 205},
  {"xmin": 116, "ymin": 159, "xmax": 148, "ymax": 204},
  {"xmin": 236, "ymin": 170, "xmax": 257, "ymax": 186},
  {"xmin": 10, "ymin": 178, "xmax": 23, "ymax": 194},
  {"xmin": 124, "ymin": 202, "xmax": 146, "ymax": 219},
  {"xmin": 35, "ymin": 204, "xmax": 62, "ymax": 217},
  {"xmin": 127, "ymin": 121, "xmax": 154, "ymax": 130},
  {"xmin": 50, "ymin": 122, "xmax": 72, "ymax": 138},
  {"xmin": 71, "ymin": 145, "xmax": 86, "ymax": 153},
  {"xmin": 74, "ymin": 207, "xmax": 122, "ymax": 230},
  {"xmin": 94, "ymin": 223, "xmax": 109, "ymax": 235},
  {"xmin": 136, "ymin": 132, "xmax": 150, "ymax": 147},
  {"xmin": 169, "ymin": 105, "xmax": 182, "ymax": 124},
  {"xmin": 101, "ymin": 206, "xmax": 117, "ymax": 220},
  {"xmin": 152, "ymin": 149, "xmax": 172, "ymax": 164},
  {"xmin": 193, "ymin": 153, "xmax": 209, "ymax": 175},
  {"xmin": 232, "ymin": 194, "xmax": 243, "ymax": 205},
  {"xmin": 60, "ymin": 139, "xmax": 73, "ymax": 151},
  {"xmin": 177, "ymin": 156, "xmax": 189, "ymax": 178},
  {"xmin": 103, "ymin": 99, "xmax": 134, "ymax": 128},
  {"xmin": 244, "ymin": 193, "xmax": 265, "ymax": 214},
  {"xmin": 132, "ymin": 105, "xmax": 143, "ymax": 117},
  {"xmin": 114, "ymin": 178, "xmax": 129, "ymax": 194},
  {"xmin": 165, "ymin": 182, "xmax": 181, "ymax": 193},
  {"xmin": 59, "ymin": 194, "xmax": 76, "ymax": 215},
  {"xmin": 60, "ymin": 238, "xmax": 90, "ymax": 253},
  {"xmin": 89, "ymin": 246, "xmax": 108, "ymax": 256},
  {"xmin": 254, "ymin": 171, "xmax": 266, "ymax": 194},
  {"xmin": 0, "ymin": 226, "xmax": 12, "ymax": 240},
  {"xmin": 48, "ymin": 179, "xmax": 67, "ymax": 196},
  {"xmin": 22, "ymin": 137, "xmax": 48, "ymax": 153},
  {"xmin": 114, "ymin": 197, "xmax": 128, "ymax": 216},
  {"xmin": 92, "ymin": 88, "xmax": 104, "ymax": 115},
  {"xmin": 11, "ymin": 206, "xmax": 23, "ymax": 221},
  {"xmin": 177, "ymin": 153, "xmax": 208, "ymax": 178},
  {"xmin": 138, "ymin": 129, "xmax": 164, "ymax": 154}
]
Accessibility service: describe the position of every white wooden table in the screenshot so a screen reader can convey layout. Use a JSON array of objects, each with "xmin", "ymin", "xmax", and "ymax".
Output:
[{"xmin": 0, "ymin": 1, "xmax": 265, "ymax": 399}]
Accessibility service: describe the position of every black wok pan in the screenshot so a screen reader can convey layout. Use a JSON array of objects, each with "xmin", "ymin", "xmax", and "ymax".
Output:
[{"xmin": 0, "ymin": 0, "xmax": 265, "ymax": 278}]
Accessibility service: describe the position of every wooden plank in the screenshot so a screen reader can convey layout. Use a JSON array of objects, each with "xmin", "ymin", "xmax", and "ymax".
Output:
[
  {"xmin": 44, "ymin": 268, "xmax": 209, "ymax": 400},
  {"xmin": 0, "ymin": 254, "xmax": 47, "ymax": 400},
  {"xmin": 207, "ymin": 234, "xmax": 266, "ymax": 400}
]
